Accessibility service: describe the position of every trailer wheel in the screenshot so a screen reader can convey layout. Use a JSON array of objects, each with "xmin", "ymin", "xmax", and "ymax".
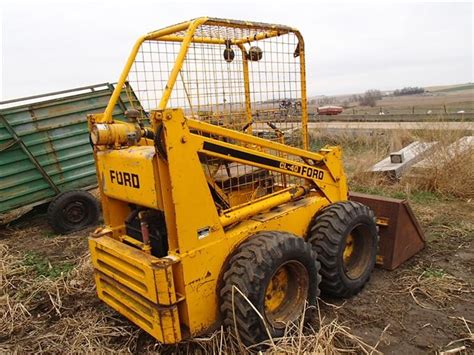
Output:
[
  {"xmin": 308, "ymin": 201, "xmax": 378, "ymax": 298},
  {"xmin": 220, "ymin": 231, "xmax": 320, "ymax": 346},
  {"xmin": 47, "ymin": 190, "xmax": 100, "ymax": 234}
]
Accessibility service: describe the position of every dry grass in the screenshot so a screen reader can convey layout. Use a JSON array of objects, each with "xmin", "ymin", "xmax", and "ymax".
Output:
[
  {"xmin": 150, "ymin": 304, "xmax": 389, "ymax": 354},
  {"xmin": 0, "ymin": 240, "xmax": 137, "ymax": 353},
  {"xmin": 383, "ymin": 255, "xmax": 473, "ymax": 353},
  {"xmin": 404, "ymin": 140, "xmax": 474, "ymax": 199},
  {"xmin": 248, "ymin": 306, "xmax": 389, "ymax": 354},
  {"xmin": 0, "ymin": 236, "xmax": 388, "ymax": 354},
  {"xmin": 310, "ymin": 120, "xmax": 473, "ymax": 200},
  {"xmin": 395, "ymin": 265, "xmax": 472, "ymax": 311}
]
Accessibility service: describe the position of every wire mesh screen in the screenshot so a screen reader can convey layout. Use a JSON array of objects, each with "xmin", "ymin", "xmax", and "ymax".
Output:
[
  {"xmin": 125, "ymin": 20, "xmax": 307, "ymax": 209},
  {"xmin": 127, "ymin": 23, "xmax": 304, "ymax": 142}
]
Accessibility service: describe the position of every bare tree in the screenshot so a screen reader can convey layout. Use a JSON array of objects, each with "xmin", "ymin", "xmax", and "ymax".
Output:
[
  {"xmin": 359, "ymin": 90, "xmax": 382, "ymax": 107},
  {"xmin": 317, "ymin": 96, "xmax": 337, "ymax": 106}
]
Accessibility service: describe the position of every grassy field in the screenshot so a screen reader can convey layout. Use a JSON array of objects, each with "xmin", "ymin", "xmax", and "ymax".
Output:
[
  {"xmin": 1, "ymin": 122, "xmax": 473, "ymax": 353},
  {"xmin": 309, "ymin": 83, "xmax": 474, "ymax": 116},
  {"xmin": 427, "ymin": 83, "xmax": 474, "ymax": 93}
]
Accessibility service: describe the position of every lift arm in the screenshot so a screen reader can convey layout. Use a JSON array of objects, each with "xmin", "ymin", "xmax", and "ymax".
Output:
[{"xmin": 156, "ymin": 111, "xmax": 348, "ymax": 204}]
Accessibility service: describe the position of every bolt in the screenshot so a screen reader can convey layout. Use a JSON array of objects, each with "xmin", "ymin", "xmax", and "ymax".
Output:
[
  {"xmin": 181, "ymin": 136, "xmax": 188, "ymax": 143},
  {"xmin": 152, "ymin": 113, "xmax": 162, "ymax": 122}
]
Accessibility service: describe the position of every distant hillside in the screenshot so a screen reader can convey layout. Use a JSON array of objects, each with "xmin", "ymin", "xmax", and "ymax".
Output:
[
  {"xmin": 425, "ymin": 83, "xmax": 474, "ymax": 93},
  {"xmin": 310, "ymin": 83, "xmax": 473, "ymax": 100},
  {"xmin": 307, "ymin": 83, "xmax": 473, "ymax": 115}
]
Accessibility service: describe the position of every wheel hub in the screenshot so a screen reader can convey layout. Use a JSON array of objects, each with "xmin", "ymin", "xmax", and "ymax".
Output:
[
  {"xmin": 263, "ymin": 261, "xmax": 309, "ymax": 328},
  {"xmin": 265, "ymin": 267, "xmax": 289, "ymax": 312},
  {"xmin": 64, "ymin": 202, "xmax": 86, "ymax": 224},
  {"xmin": 342, "ymin": 224, "xmax": 373, "ymax": 280},
  {"xmin": 343, "ymin": 234, "xmax": 355, "ymax": 265}
]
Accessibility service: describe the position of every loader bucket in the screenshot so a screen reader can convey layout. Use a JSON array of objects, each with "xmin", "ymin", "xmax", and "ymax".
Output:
[{"xmin": 349, "ymin": 192, "xmax": 425, "ymax": 270}]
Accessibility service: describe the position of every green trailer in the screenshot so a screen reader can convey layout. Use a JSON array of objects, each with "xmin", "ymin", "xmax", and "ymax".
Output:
[{"xmin": 0, "ymin": 83, "xmax": 144, "ymax": 233}]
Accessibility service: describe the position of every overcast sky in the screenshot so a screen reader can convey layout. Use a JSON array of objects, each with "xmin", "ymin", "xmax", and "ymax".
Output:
[{"xmin": 0, "ymin": 0, "xmax": 472, "ymax": 100}]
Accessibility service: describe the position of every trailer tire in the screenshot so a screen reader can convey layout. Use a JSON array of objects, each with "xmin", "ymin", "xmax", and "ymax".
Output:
[
  {"xmin": 219, "ymin": 231, "xmax": 320, "ymax": 346},
  {"xmin": 308, "ymin": 201, "xmax": 378, "ymax": 298},
  {"xmin": 47, "ymin": 190, "xmax": 100, "ymax": 234}
]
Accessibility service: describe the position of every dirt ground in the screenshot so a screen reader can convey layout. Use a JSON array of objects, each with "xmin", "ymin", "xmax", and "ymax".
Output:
[{"xmin": 1, "ymin": 131, "xmax": 473, "ymax": 353}]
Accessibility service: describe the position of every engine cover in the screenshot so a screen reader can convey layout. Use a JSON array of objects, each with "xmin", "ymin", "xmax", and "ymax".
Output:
[{"xmin": 96, "ymin": 146, "xmax": 163, "ymax": 209}]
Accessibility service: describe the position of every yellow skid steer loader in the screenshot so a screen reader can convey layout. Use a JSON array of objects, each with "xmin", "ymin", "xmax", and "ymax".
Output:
[{"xmin": 87, "ymin": 17, "xmax": 424, "ymax": 345}]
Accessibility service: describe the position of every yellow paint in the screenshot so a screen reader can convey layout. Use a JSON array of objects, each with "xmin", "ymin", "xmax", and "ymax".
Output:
[
  {"xmin": 87, "ymin": 18, "xmax": 350, "ymax": 344},
  {"xmin": 343, "ymin": 234, "xmax": 355, "ymax": 265},
  {"xmin": 237, "ymin": 43, "xmax": 253, "ymax": 133},
  {"xmin": 90, "ymin": 121, "xmax": 140, "ymax": 147},
  {"xmin": 96, "ymin": 146, "xmax": 163, "ymax": 210},
  {"xmin": 265, "ymin": 267, "xmax": 289, "ymax": 312}
]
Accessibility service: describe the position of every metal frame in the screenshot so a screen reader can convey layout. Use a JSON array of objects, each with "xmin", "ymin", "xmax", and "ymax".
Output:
[
  {"xmin": 100, "ymin": 17, "xmax": 309, "ymax": 149},
  {"xmin": 0, "ymin": 82, "xmax": 112, "ymax": 107}
]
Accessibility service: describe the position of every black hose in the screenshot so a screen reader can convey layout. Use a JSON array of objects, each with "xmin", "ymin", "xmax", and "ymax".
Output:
[{"xmin": 154, "ymin": 124, "xmax": 167, "ymax": 160}]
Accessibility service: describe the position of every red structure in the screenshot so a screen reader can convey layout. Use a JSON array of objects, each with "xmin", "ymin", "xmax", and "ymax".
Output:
[{"xmin": 317, "ymin": 105, "xmax": 343, "ymax": 115}]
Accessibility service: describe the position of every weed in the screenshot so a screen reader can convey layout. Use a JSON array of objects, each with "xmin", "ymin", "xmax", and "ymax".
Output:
[
  {"xmin": 423, "ymin": 267, "xmax": 447, "ymax": 278},
  {"xmin": 408, "ymin": 191, "xmax": 443, "ymax": 204},
  {"xmin": 43, "ymin": 231, "xmax": 58, "ymax": 239},
  {"xmin": 23, "ymin": 251, "xmax": 73, "ymax": 278},
  {"xmin": 350, "ymin": 183, "xmax": 390, "ymax": 197}
]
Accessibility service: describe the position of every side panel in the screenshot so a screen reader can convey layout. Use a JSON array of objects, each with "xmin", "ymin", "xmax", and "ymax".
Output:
[{"xmin": 89, "ymin": 236, "xmax": 182, "ymax": 344}]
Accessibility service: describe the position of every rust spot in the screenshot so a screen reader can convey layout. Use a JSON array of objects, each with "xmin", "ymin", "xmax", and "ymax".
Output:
[{"xmin": 28, "ymin": 106, "xmax": 64, "ymax": 184}]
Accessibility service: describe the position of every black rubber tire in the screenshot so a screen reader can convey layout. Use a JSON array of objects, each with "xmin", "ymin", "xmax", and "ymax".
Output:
[
  {"xmin": 308, "ymin": 201, "xmax": 378, "ymax": 298},
  {"xmin": 219, "ymin": 231, "xmax": 320, "ymax": 346},
  {"xmin": 47, "ymin": 190, "xmax": 100, "ymax": 234}
]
